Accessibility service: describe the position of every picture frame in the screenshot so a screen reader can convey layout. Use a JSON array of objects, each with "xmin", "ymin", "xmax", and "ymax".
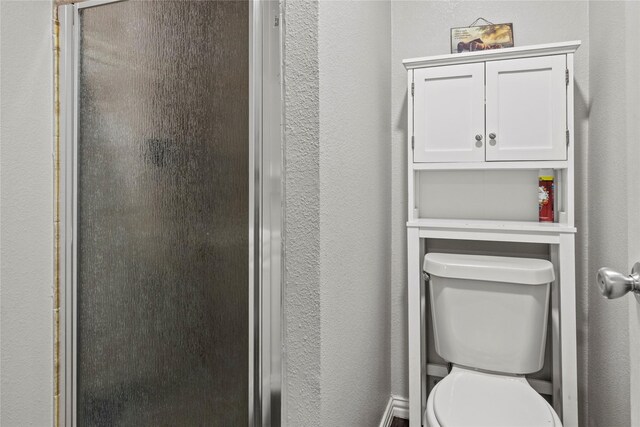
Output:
[{"xmin": 450, "ymin": 22, "xmax": 514, "ymax": 54}]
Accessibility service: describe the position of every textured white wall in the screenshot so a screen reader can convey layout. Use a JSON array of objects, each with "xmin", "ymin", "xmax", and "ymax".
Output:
[
  {"xmin": 284, "ymin": 1, "xmax": 392, "ymax": 424},
  {"xmin": 318, "ymin": 1, "xmax": 391, "ymax": 425},
  {"xmin": 389, "ymin": 0, "xmax": 590, "ymax": 422},
  {"xmin": 0, "ymin": 1, "xmax": 54, "ymax": 425},
  {"xmin": 587, "ymin": 2, "xmax": 636, "ymax": 426},
  {"xmin": 283, "ymin": 1, "xmax": 322, "ymax": 425}
]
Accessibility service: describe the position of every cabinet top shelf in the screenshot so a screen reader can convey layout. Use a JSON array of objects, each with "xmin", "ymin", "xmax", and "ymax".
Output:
[{"xmin": 403, "ymin": 40, "xmax": 581, "ymax": 70}]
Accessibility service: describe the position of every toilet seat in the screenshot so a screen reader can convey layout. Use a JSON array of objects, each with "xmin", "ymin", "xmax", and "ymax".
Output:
[{"xmin": 426, "ymin": 367, "xmax": 560, "ymax": 427}]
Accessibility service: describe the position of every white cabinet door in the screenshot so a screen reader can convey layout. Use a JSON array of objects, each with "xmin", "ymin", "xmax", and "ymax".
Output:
[
  {"xmin": 485, "ymin": 55, "xmax": 567, "ymax": 161},
  {"xmin": 413, "ymin": 63, "xmax": 485, "ymax": 163}
]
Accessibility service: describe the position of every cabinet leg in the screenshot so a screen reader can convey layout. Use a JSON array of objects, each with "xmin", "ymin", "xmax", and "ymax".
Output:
[
  {"xmin": 550, "ymin": 244, "xmax": 562, "ymax": 417},
  {"xmin": 408, "ymin": 228, "xmax": 422, "ymax": 426},
  {"xmin": 558, "ymin": 233, "xmax": 578, "ymax": 426},
  {"xmin": 420, "ymin": 239, "xmax": 427, "ymax": 425}
]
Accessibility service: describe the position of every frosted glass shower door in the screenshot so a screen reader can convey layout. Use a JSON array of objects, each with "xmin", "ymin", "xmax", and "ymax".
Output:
[{"xmin": 75, "ymin": 1, "xmax": 249, "ymax": 425}]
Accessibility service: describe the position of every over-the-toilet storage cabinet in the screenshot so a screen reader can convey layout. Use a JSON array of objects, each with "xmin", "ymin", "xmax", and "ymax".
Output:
[{"xmin": 405, "ymin": 41, "xmax": 580, "ymax": 426}]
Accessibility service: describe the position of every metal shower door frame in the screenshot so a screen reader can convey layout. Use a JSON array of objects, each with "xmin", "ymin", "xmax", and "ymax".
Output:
[{"xmin": 56, "ymin": 1, "xmax": 283, "ymax": 426}]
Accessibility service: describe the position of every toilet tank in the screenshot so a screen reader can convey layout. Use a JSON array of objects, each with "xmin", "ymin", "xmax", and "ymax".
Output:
[{"xmin": 424, "ymin": 253, "xmax": 554, "ymax": 374}]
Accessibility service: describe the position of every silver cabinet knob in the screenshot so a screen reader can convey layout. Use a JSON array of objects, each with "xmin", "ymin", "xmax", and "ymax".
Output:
[
  {"xmin": 489, "ymin": 133, "xmax": 496, "ymax": 139},
  {"xmin": 489, "ymin": 133, "xmax": 497, "ymax": 146},
  {"xmin": 474, "ymin": 134, "xmax": 483, "ymax": 147},
  {"xmin": 597, "ymin": 262, "xmax": 640, "ymax": 299}
]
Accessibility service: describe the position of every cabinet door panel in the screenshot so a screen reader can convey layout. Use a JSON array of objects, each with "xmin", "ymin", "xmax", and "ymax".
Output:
[
  {"xmin": 486, "ymin": 55, "xmax": 567, "ymax": 161},
  {"xmin": 414, "ymin": 63, "xmax": 485, "ymax": 163}
]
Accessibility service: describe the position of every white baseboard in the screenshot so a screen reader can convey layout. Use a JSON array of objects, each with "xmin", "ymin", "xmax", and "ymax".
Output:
[
  {"xmin": 379, "ymin": 397, "xmax": 394, "ymax": 427},
  {"xmin": 391, "ymin": 395, "xmax": 409, "ymax": 421},
  {"xmin": 379, "ymin": 395, "xmax": 409, "ymax": 427}
]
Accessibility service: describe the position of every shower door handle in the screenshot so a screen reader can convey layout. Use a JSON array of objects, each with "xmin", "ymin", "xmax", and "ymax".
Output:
[{"xmin": 596, "ymin": 262, "xmax": 640, "ymax": 299}]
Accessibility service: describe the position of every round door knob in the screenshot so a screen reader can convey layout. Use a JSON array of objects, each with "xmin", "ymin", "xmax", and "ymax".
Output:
[
  {"xmin": 597, "ymin": 265, "xmax": 640, "ymax": 299},
  {"xmin": 475, "ymin": 134, "xmax": 483, "ymax": 141},
  {"xmin": 489, "ymin": 133, "xmax": 496, "ymax": 139},
  {"xmin": 489, "ymin": 139, "xmax": 497, "ymax": 146}
]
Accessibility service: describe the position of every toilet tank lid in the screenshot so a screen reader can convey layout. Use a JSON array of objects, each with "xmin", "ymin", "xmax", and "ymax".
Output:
[{"xmin": 423, "ymin": 253, "xmax": 554, "ymax": 285}]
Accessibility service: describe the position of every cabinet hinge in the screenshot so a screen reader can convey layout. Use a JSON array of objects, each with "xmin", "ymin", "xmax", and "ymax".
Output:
[
  {"xmin": 411, "ymin": 83, "xmax": 414, "ymax": 97},
  {"xmin": 566, "ymin": 69, "xmax": 569, "ymax": 86},
  {"xmin": 566, "ymin": 130, "xmax": 570, "ymax": 146},
  {"xmin": 411, "ymin": 135, "xmax": 415, "ymax": 150}
]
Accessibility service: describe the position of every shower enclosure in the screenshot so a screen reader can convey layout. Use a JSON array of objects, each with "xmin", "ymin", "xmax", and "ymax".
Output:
[{"xmin": 57, "ymin": 1, "xmax": 282, "ymax": 425}]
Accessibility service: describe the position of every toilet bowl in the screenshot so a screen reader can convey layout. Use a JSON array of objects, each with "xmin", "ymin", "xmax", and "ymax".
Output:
[
  {"xmin": 423, "ymin": 253, "xmax": 561, "ymax": 427},
  {"xmin": 425, "ymin": 366, "xmax": 561, "ymax": 427}
]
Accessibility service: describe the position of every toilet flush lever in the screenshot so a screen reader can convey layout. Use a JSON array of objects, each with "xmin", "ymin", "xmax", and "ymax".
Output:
[{"xmin": 596, "ymin": 262, "xmax": 640, "ymax": 301}]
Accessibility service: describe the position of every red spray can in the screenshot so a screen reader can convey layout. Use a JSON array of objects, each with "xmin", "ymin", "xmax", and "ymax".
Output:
[{"xmin": 538, "ymin": 172, "xmax": 554, "ymax": 222}]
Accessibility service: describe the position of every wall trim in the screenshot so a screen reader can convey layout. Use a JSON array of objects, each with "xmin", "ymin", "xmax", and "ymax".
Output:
[{"xmin": 379, "ymin": 395, "xmax": 409, "ymax": 427}]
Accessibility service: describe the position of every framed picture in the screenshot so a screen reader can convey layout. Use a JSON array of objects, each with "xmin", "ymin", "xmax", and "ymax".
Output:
[{"xmin": 450, "ymin": 23, "xmax": 514, "ymax": 54}]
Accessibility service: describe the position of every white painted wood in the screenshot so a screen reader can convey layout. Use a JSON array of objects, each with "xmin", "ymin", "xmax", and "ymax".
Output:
[
  {"xmin": 379, "ymin": 396, "xmax": 395, "ymax": 427},
  {"xmin": 76, "ymin": 0, "xmax": 126, "ymax": 10},
  {"xmin": 419, "ymin": 240, "xmax": 427, "ymax": 413},
  {"xmin": 527, "ymin": 378, "xmax": 554, "ymax": 396},
  {"xmin": 413, "ymin": 160, "xmax": 568, "ymax": 171},
  {"xmin": 407, "ymin": 218, "xmax": 576, "ymax": 234},
  {"xmin": 413, "ymin": 63, "xmax": 485, "ymax": 163},
  {"xmin": 403, "ymin": 41, "xmax": 580, "ymax": 70},
  {"xmin": 558, "ymin": 233, "xmax": 578, "ymax": 427},
  {"xmin": 405, "ymin": 42, "xmax": 580, "ymax": 427},
  {"xmin": 379, "ymin": 395, "xmax": 410, "ymax": 427},
  {"xmin": 425, "ymin": 363, "xmax": 449, "ymax": 378},
  {"xmin": 407, "ymin": 228, "xmax": 422, "ymax": 426},
  {"xmin": 420, "ymin": 228, "xmax": 561, "ymax": 245},
  {"xmin": 408, "ymin": 223, "xmax": 577, "ymax": 424},
  {"xmin": 549, "ymin": 245, "xmax": 562, "ymax": 417},
  {"xmin": 486, "ymin": 55, "xmax": 567, "ymax": 161},
  {"xmin": 555, "ymin": 169, "xmax": 565, "ymax": 223},
  {"xmin": 392, "ymin": 395, "xmax": 410, "ymax": 421},
  {"xmin": 566, "ymin": 54, "xmax": 575, "ymax": 227},
  {"xmin": 408, "ymin": 71, "xmax": 415, "ymax": 221}
]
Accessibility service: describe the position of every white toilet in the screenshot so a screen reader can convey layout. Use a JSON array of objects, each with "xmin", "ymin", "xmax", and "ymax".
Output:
[{"xmin": 423, "ymin": 253, "xmax": 561, "ymax": 427}]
